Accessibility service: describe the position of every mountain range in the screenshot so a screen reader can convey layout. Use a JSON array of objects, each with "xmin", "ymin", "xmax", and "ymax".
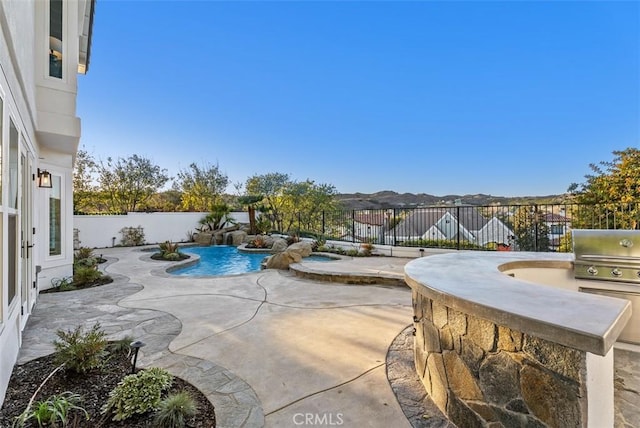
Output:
[{"xmin": 336, "ymin": 191, "xmax": 566, "ymax": 210}]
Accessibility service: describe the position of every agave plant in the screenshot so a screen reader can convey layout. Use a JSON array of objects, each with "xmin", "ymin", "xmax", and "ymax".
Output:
[{"xmin": 158, "ymin": 241, "xmax": 180, "ymax": 256}]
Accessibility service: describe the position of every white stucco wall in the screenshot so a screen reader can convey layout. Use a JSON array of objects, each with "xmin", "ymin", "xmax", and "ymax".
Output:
[
  {"xmin": 1, "ymin": 0, "xmax": 100, "ymax": 403},
  {"xmin": 73, "ymin": 211, "xmax": 250, "ymax": 249}
]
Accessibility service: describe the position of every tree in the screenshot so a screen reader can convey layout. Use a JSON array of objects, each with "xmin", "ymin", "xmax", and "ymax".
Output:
[
  {"xmin": 97, "ymin": 155, "xmax": 170, "ymax": 213},
  {"xmin": 198, "ymin": 203, "xmax": 234, "ymax": 231},
  {"xmin": 245, "ymin": 173, "xmax": 291, "ymax": 231},
  {"xmin": 173, "ymin": 163, "xmax": 229, "ymax": 211},
  {"xmin": 237, "ymin": 195, "xmax": 263, "ymax": 234},
  {"xmin": 245, "ymin": 173, "xmax": 339, "ymax": 234},
  {"xmin": 144, "ymin": 190, "xmax": 183, "ymax": 212},
  {"xmin": 279, "ymin": 180, "xmax": 339, "ymax": 233},
  {"xmin": 512, "ymin": 206, "xmax": 550, "ymax": 251},
  {"xmin": 73, "ymin": 148, "xmax": 98, "ymax": 213},
  {"xmin": 568, "ymin": 148, "xmax": 640, "ymax": 229}
]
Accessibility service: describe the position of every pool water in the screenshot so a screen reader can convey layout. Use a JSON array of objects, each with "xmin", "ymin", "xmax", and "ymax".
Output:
[{"xmin": 170, "ymin": 245, "xmax": 332, "ymax": 276}]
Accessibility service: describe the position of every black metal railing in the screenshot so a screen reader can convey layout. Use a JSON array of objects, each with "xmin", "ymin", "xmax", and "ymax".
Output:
[{"xmin": 281, "ymin": 202, "xmax": 640, "ymax": 252}]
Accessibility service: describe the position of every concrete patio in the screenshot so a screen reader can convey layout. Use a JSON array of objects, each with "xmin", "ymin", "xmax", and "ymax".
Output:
[
  {"xmin": 19, "ymin": 247, "xmax": 415, "ymax": 427},
  {"xmin": 15, "ymin": 247, "xmax": 640, "ymax": 427}
]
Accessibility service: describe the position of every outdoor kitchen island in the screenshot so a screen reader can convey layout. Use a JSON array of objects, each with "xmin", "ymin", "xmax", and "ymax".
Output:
[{"xmin": 405, "ymin": 252, "xmax": 632, "ymax": 428}]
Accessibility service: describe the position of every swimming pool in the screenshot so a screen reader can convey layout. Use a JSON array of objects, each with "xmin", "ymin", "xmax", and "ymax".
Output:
[{"xmin": 170, "ymin": 245, "xmax": 332, "ymax": 276}]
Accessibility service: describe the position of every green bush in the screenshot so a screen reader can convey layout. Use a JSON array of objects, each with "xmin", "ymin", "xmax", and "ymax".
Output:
[
  {"xmin": 108, "ymin": 335, "xmax": 134, "ymax": 355},
  {"xmin": 163, "ymin": 252, "xmax": 181, "ymax": 261},
  {"xmin": 53, "ymin": 322, "xmax": 108, "ymax": 374},
  {"xmin": 72, "ymin": 265, "xmax": 103, "ymax": 285},
  {"xmin": 311, "ymin": 236, "xmax": 327, "ymax": 252},
  {"xmin": 153, "ymin": 391, "xmax": 197, "ymax": 428},
  {"xmin": 74, "ymin": 256, "xmax": 97, "ymax": 268},
  {"xmin": 14, "ymin": 392, "xmax": 89, "ymax": 428},
  {"xmin": 102, "ymin": 367, "xmax": 174, "ymax": 421},
  {"xmin": 400, "ymin": 239, "xmax": 487, "ymax": 250},
  {"xmin": 74, "ymin": 247, "xmax": 94, "ymax": 261},
  {"xmin": 345, "ymin": 249, "xmax": 359, "ymax": 257},
  {"xmin": 51, "ymin": 277, "xmax": 76, "ymax": 292}
]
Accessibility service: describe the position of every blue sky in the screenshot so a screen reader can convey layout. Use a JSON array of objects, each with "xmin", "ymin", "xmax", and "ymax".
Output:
[{"xmin": 78, "ymin": 0, "xmax": 639, "ymax": 197}]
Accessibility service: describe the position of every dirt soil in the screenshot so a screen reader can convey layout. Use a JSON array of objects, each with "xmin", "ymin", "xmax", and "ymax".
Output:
[{"xmin": 0, "ymin": 351, "xmax": 216, "ymax": 427}]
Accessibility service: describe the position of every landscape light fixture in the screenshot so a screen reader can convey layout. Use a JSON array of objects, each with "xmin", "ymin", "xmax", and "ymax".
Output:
[
  {"xmin": 129, "ymin": 340, "xmax": 146, "ymax": 374},
  {"xmin": 37, "ymin": 168, "xmax": 52, "ymax": 188}
]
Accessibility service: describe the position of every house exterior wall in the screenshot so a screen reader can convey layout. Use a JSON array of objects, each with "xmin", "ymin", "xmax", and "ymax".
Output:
[{"xmin": 0, "ymin": 0, "xmax": 93, "ymax": 404}]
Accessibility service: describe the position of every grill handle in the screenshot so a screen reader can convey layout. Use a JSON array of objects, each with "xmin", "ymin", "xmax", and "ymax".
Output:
[{"xmin": 577, "ymin": 255, "xmax": 640, "ymax": 263}]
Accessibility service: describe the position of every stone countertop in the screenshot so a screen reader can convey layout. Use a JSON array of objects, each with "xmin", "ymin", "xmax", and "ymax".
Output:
[{"xmin": 404, "ymin": 252, "xmax": 632, "ymax": 356}]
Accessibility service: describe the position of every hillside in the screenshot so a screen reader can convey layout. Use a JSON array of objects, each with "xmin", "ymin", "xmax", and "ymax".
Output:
[{"xmin": 336, "ymin": 191, "xmax": 567, "ymax": 210}]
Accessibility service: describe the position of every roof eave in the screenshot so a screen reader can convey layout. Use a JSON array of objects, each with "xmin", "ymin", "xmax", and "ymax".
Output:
[{"xmin": 78, "ymin": 0, "xmax": 95, "ymax": 74}]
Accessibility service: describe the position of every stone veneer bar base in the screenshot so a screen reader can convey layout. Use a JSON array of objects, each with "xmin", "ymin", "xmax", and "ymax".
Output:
[{"xmin": 412, "ymin": 290, "xmax": 612, "ymax": 427}]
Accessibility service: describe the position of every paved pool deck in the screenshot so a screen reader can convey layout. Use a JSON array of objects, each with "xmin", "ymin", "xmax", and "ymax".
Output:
[{"xmin": 15, "ymin": 248, "xmax": 640, "ymax": 427}]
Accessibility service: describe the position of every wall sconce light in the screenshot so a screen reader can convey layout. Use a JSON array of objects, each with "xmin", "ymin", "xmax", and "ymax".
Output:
[{"xmin": 37, "ymin": 168, "xmax": 52, "ymax": 188}]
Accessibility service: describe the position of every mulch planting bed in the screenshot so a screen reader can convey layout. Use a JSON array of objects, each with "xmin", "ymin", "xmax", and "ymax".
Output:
[{"xmin": 0, "ymin": 351, "xmax": 216, "ymax": 427}]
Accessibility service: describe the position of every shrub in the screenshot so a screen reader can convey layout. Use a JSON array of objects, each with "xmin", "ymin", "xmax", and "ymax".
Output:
[
  {"xmin": 360, "ymin": 243, "xmax": 374, "ymax": 256},
  {"xmin": 345, "ymin": 249, "xmax": 359, "ymax": 257},
  {"xmin": 153, "ymin": 391, "xmax": 197, "ymax": 428},
  {"xmin": 74, "ymin": 247, "xmax": 94, "ymax": 261},
  {"xmin": 53, "ymin": 322, "xmax": 108, "ymax": 374},
  {"xmin": 102, "ymin": 367, "xmax": 174, "ymax": 421},
  {"xmin": 14, "ymin": 392, "xmax": 89, "ymax": 428},
  {"xmin": 159, "ymin": 241, "xmax": 180, "ymax": 256},
  {"xmin": 254, "ymin": 214, "xmax": 272, "ymax": 234},
  {"xmin": 120, "ymin": 226, "xmax": 145, "ymax": 246},
  {"xmin": 311, "ymin": 236, "xmax": 327, "ymax": 252},
  {"xmin": 400, "ymin": 239, "xmax": 486, "ymax": 250},
  {"xmin": 51, "ymin": 276, "xmax": 76, "ymax": 292},
  {"xmin": 108, "ymin": 335, "xmax": 135, "ymax": 355},
  {"xmin": 74, "ymin": 256, "xmax": 97, "ymax": 268},
  {"xmin": 72, "ymin": 265, "xmax": 103, "ymax": 285},
  {"xmin": 247, "ymin": 235, "xmax": 269, "ymax": 249},
  {"xmin": 164, "ymin": 252, "xmax": 181, "ymax": 261}
]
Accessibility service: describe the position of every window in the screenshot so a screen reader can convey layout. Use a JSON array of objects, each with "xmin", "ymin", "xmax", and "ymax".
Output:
[
  {"xmin": 8, "ymin": 215, "xmax": 18, "ymax": 305},
  {"xmin": 550, "ymin": 224, "xmax": 565, "ymax": 235},
  {"xmin": 49, "ymin": 175, "xmax": 62, "ymax": 255},
  {"xmin": 0, "ymin": 96, "xmax": 3, "ymax": 202},
  {"xmin": 49, "ymin": 0, "xmax": 63, "ymax": 78},
  {"xmin": 9, "ymin": 119, "xmax": 18, "ymax": 208}
]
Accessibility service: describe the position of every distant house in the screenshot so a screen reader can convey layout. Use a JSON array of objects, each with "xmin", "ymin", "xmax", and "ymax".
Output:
[
  {"xmin": 543, "ymin": 211, "xmax": 571, "ymax": 251},
  {"xmin": 348, "ymin": 211, "xmax": 388, "ymax": 243},
  {"xmin": 389, "ymin": 207, "xmax": 514, "ymax": 248}
]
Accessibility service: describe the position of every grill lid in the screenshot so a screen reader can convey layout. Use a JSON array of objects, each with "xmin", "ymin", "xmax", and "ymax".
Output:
[{"xmin": 573, "ymin": 229, "xmax": 640, "ymax": 284}]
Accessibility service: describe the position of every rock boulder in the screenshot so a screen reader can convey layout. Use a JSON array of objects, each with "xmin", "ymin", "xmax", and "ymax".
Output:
[
  {"xmin": 195, "ymin": 232, "xmax": 214, "ymax": 245},
  {"xmin": 271, "ymin": 238, "xmax": 288, "ymax": 253},
  {"xmin": 287, "ymin": 241, "xmax": 313, "ymax": 257},
  {"xmin": 264, "ymin": 250, "xmax": 302, "ymax": 270},
  {"xmin": 226, "ymin": 230, "xmax": 248, "ymax": 246}
]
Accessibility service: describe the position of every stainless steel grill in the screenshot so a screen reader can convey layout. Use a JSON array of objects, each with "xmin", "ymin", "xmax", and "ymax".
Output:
[
  {"xmin": 574, "ymin": 229, "xmax": 640, "ymax": 344},
  {"xmin": 573, "ymin": 229, "xmax": 640, "ymax": 284}
]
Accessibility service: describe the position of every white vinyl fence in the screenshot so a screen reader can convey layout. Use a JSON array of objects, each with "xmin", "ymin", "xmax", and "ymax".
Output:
[{"xmin": 73, "ymin": 212, "xmax": 249, "ymax": 249}]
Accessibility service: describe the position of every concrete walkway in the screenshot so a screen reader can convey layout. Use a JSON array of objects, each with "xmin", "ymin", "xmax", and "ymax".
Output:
[{"xmin": 19, "ymin": 247, "xmax": 414, "ymax": 428}]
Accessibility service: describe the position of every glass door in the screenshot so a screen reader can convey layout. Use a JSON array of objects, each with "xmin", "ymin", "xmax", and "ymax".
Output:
[{"xmin": 20, "ymin": 152, "xmax": 35, "ymax": 327}]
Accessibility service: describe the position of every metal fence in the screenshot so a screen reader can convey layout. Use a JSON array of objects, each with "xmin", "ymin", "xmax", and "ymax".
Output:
[{"xmin": 283, "ymin": 202, "xmax": 640, "ymax": 252}]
